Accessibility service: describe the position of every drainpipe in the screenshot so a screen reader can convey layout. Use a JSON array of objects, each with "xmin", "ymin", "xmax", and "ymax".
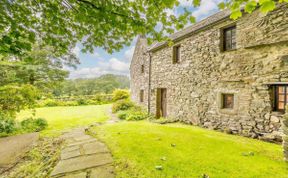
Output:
[{"xmin": 148, "ymin": 52, "xmax": 152, "ymax": 114}]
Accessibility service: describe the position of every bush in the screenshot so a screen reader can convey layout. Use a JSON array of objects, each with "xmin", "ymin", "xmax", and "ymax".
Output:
[
  {"xmin": 116, "ymin": 105, "xmax": 148, "ymax": 121},
  {"xmin": 0, "ymin": 113, "xmax": 16, "ymax": 134},
  {"xmin": 77, "ymin": 98, "xmax": 88, "ymax": 105},
  {"xmin": 126, "ymin": 111, "xmax": 148, "ymax": 121},
  {"xmin": 112, "ymin": 89, "xmax": 130, "ymax": 101},
  {"xmin": 117, "ymin": 111, "xmax": 129, "ymax": 120},
  {"xmin": 21, "ymin": 118, "xmax": 48, "ymax": 132},
  {"xmin": 112, "ymin": 99, "xmax": 134, "ymax": 113}
]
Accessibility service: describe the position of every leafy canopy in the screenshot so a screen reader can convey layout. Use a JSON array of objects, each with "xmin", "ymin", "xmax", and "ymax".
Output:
[{"xmin": 1, "ymin": 0, "xmax": 286, "ymax": 57}]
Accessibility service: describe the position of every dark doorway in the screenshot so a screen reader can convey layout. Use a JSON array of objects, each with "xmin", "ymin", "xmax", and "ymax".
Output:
[{"xmin": 156, "ymin": 88, "xmax": 167, "ymax": 118}]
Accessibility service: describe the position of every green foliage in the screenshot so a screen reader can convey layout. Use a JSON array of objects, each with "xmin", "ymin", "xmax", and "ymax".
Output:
[
  {"xmin": 112, "ymin": 89, "xmax": 130, "ymax": 101},
  {"xmin": 1, "ymin": 0, "xmax": 281, "ymax": 58},
  {"xmin": 0, "ymin": 113, "xmax": 16, "ymax": 134},
  {"xmin": 0, "ymin": 84, "xmax": 40, "ymax": 117},
  {"xmin": 21, "ymin": 118, "xmax": 48, "ymax": 132},
  {"xmin": 112, "ymin": 100, "xmax": 134, "ymax": 113},
  {"xmin": 116, "ymin": 103, "xmax": 149, "ymax": 121},
  {"xmin": 219, "ymin": 0, "xmax": 285, "ymax": 19},
  {"xmin": 125, "ymin": 110, "xmax": 148, "ymax": 121},
  {"xmin": 37, "ymin": 94, "xmax": 113, "ymax": 107}
]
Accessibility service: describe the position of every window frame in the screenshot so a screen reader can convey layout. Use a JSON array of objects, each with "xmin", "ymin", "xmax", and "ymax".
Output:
[
  {"xmin": 271, "ymin": 85, "xmax": 288, "ymax": 112},
  {"xmin": 172, "ymin": 45, "xmax": 181, "ymax": 64},
  {"xmin": 223, "ymin": 26, "xmax": 236, "ymax": 51},
  {"xmin": 222, "ymin": 93, "xmax": 234, "ymax": 109}
]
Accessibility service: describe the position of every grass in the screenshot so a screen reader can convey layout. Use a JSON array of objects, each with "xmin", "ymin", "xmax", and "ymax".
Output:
[
  {"xmin": 90, "ymin": 121, "xmax": 288, "ymax": 178},
  {"xmin": 17, "ymin": 105, "xmax": 110, "ymax": 137}
]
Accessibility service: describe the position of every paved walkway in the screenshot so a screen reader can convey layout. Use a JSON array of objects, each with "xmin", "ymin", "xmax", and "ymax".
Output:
[
  {"xmin": 50, "ymin": 128, "xmax": 115, "ymax": 178},
  {"xmin": 0, "ymin": 133, "xmax": 39, "ymax": 173}
]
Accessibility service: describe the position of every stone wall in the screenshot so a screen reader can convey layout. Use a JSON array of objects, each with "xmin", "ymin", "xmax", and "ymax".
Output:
[
  {"xmin": 130, "ymin": 4, "xmax": 288, "ymax": 142},
  {"xmin": 130, "ymin": 36, "xmax": 150, "ymax": 110}
]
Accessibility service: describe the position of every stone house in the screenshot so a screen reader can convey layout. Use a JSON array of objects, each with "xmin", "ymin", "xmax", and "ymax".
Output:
[{"xmin": 130, "ymin": 4, "xmax": 288, "ymax": 142}]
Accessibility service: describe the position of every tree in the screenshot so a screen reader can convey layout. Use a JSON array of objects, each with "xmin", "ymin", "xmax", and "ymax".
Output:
[
  {"xmin": 1, "ymin": 0, "xmax": 286, "ymax": 57},
  {"xmin": 0, "ymin": 46, "xmax": 77, "ymax": 116}
]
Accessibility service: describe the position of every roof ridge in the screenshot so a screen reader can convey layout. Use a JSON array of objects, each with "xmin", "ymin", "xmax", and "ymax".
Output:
[{"xmin": 148, "ymin": 9, "xmax": 231, "ymax": 51}]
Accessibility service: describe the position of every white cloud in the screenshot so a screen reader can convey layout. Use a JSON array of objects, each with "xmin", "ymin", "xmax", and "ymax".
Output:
[
  {"xmin": 69, "ymin": 57, "xmax": 130, "ymax": 79},
  {"xmin": 192, "ymin": 0, "xmax": 223, "ymax": 20}
]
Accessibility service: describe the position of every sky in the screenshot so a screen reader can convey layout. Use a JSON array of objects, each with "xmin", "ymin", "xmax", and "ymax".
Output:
[{"xmin": 69, "ymin": 0, "xmax": 223, "ymax": 79}]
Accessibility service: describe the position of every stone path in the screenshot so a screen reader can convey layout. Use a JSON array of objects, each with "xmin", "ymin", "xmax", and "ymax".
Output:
[
  {"xmin": 50, "ymin": 128, "xmax": 115, "ymax": 178},
  {"xmin": 0, "ymin": 133, "xmax": 39, "ymax": 173}
]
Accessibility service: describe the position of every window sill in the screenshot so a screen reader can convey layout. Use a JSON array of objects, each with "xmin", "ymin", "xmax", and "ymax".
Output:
[
  {"xmin": 271, "ymin": 111, "xmax": 285, "ymax": 116},
  {"xmin": 221, "ymin": 48, "xmax": 237, "ymax": 53},
  {"xmin": 219, "ymin": 108, "xmax": 237, "ymax": 115}
]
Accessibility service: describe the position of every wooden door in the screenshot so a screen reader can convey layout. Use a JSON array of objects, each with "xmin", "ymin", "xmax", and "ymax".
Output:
[{"xmin": 156, "ymin": 88, "xmax": 167, "ymax": 118}]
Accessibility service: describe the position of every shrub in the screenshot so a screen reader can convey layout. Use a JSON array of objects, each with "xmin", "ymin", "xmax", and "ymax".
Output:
[
  {"xmin": 126, "ymin": 111, "xmax": 148, "ymax": 121},
  {"xmin": 117, "ymin": 111, "xmax": 129, "ymax": 120},
  {"xmin": 112, "ymin": 89, "xmax": 130, "ymax": 101},
  {"xmin": 116, "ymin": 105, "xmax": 148, "ymax": 121},
  {"xmin": 0, "ymin": 113, "xmax": 16, "ymax": 134},
  {"xmin": 21, "ymin": 118, "xmax": 48, "ymax": 132},
  {"xmin": 112, "ymin": 99, "xmax": 134, "ymax": 113},
  {"xmin": 77, "ymin": 98, "xmax": 88, "ymax": 105}
]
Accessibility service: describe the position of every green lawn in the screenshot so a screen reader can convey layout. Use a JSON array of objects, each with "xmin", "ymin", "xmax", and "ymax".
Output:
[
  {"xmin": 90, "ymin": 121, "xmax": 288, "ymax": 178},
  {"xmin": 17, "ymin": 105, "xmax": 110, "ymax": 136}
]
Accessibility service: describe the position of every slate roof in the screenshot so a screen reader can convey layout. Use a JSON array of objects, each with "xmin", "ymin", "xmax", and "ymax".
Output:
[{"xmin": 148, "ymin": 9, "xmax": 231, "ymax": 52}]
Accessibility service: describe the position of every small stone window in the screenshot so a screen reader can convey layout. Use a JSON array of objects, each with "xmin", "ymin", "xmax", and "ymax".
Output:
[
  {"xmin": 141, "ymin": 65, "xmax": 144, "ymax": 73},
  {"xmin": 140, "ymin": 90, "xmax": 144, "ymax": 102},
  {"xmin": 222, "ymin": 94, "xmax": 234, "ymax": 109},
  {"xmin": 172, "ymin": 45, "xmax": 181, "ymax": 64},
  {"xmin": 271, "ymin": 85, "xmax": 288, "ymax": 112},
  {"xmin": 223, "ymin": 26, "xmax": 236, "ymax": 51}
]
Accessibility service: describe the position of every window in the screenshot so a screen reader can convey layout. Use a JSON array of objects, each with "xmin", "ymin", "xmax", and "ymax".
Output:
[
  {"xmin": 223, "ymin": 26, "xmax": 236, "ymax": 51},
  {"xmin": 140, "ymin": 90, "xmax": 144, "ymax": 102},
  {"xmin": 271, "ymin": 85, "xmax": 288, "ymax": 112},
  {"xmin": 141, "ymin": 65, "xmax": 144, "ymax": 73},
  {"xmin": 222, "ymin": 94, "xmax": 234, "ymax": 109},
  {"xmin": 173, "ymin": 45, "xmax": 181, "ymax": 63}
]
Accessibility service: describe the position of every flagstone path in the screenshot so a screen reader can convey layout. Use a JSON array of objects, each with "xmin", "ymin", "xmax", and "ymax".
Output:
[{"xmin": 50, "ymin": 128, "xmax": 115, "ymax": 178}]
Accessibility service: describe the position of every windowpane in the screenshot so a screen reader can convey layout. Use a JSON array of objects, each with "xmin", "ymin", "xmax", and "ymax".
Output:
[
  {"xmin": 278, "ymin": 86, "xmax": 285, "ymax": 94},
  {"xmin": 278, "ymin": 102, "xmax": 285, "ymax": 110},
  {"xmin": 223, "ymin": 26, "xmax": 236, "ymax": 51},
  {"xmin": 222, "ymin": 94, "xmax": 234, "ymax": 109},
  {"xmin": 279, "ymin": 94, "xmax": 285, "ymax": 101}
]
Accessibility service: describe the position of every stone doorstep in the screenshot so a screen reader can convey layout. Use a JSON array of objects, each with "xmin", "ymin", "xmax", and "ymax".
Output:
[{"xmin": 50, "ymin": 153, "xmax": 113, "ymax": 177}]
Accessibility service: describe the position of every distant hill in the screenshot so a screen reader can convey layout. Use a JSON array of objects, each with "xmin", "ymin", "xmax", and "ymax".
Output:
[{"xmin": 53, "ymin": 74, "xmax": 130, "ymax": 96}]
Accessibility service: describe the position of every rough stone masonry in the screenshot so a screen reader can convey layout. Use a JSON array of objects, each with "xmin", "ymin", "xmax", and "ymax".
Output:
[{"xmin": 130, "ymin": 4, "xmax": 288, "ymax": 142}]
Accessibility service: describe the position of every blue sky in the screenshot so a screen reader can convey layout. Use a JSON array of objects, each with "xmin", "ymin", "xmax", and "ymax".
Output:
[{"xmin": 69, "ymin": 0, "xmax": 222, "ymax": 79}]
